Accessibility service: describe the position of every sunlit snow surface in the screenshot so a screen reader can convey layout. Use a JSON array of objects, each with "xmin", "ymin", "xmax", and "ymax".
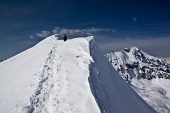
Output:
[
  {"xmin": 0, "ymin": 35, "xmax": 156, "ymax": 113},
  {"xmin": 131, "ymin": 78, "xmax": 170, "ymax": 113},
  {"xmin": 106, "ymin": 47, "xmax": 170, "ymax": 113}
]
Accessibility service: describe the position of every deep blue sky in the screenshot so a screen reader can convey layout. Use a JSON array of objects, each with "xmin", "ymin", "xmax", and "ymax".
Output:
[{"xmin": 1, "ymin": 0, "xmax": 170, "ymax": 59}]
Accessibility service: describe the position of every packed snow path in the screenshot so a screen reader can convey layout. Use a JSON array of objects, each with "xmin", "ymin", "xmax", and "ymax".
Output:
[
  {"xmin": 24, "ymin": 38, "xmax": 100, "ymax": 113},
  {"xmin": 0, "ymin": 35, "xmax": 156, "ymax": 113}
]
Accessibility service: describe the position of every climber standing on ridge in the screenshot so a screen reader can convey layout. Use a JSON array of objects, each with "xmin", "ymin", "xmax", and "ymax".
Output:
[{"xmin": 63, "ymin": 34, "xmax": 67, "ymax": 42}]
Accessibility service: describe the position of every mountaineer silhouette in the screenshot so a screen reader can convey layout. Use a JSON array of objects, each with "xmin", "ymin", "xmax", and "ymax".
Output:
[{"xmin": 63, "ymin": 34, "xmax": 67, "ymax": 42}]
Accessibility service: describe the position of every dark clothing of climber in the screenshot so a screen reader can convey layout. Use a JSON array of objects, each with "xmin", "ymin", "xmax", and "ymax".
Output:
[{"xmin": 63, "ymin": 34, "xmax": 67, "ymax": 42}]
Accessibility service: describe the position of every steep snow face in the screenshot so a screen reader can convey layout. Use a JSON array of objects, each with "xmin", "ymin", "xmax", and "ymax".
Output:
[
  {"xmin": 0, "ymin": 36, "xmax": 156, "ymax": 113},
  {"xmin": 105, "ymin": 46, "xmax": 170, "ymax": 113},
  {"xmin": 87, "ymin": 41, "xmax": 156, "ymax": 113}
]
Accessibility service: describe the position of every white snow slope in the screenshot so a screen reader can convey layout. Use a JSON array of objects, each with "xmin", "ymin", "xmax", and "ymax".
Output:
[
  {"xmin": 106, "ymin": 46, "xmax": 170, "ymax": 113},
  {"xmin": 0, "ymin": 35, "xmax": 156, "ymax": 113}
]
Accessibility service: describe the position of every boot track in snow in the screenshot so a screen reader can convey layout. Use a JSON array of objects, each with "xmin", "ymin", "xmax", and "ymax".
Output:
[{"xmin": 24, "ymin": 43, "xmax": 75, "ymax": 113}]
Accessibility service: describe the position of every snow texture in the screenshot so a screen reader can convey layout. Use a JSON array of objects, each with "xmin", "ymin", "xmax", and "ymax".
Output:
[
  {"xmin": 106, "ymin": 46, "xmax": 170, "ymax": 113},
  {"xmin": 0, "ymin": 35, "xmax": 156, "ymax": 113}
]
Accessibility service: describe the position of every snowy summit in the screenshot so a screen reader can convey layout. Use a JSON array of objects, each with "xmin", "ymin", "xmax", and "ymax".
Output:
[
  {"xmin": 106, "ymin": 46, "xmax": 170, "ymax": 113},
  {"xmin": 0, "ymin": 35, "xmax": 156, "ymax": 113}
]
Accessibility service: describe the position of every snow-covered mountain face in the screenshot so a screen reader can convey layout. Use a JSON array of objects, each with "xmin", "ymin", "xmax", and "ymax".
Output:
[
  {"xmin": 105, "ymin": 46, "xmax": 170, "ymax": 113},
  {"xmin": 0, "ymin": 36, "xmax": 156, "ymax": 113},
  {"xmin": 105, "ymin": 46, "xmax": 170, "ymax": 81}
]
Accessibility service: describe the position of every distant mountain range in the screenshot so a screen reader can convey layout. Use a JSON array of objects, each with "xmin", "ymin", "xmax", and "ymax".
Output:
[{"xmin": 105, "ymin": 46, "xmax": 170, "ymax": 81}]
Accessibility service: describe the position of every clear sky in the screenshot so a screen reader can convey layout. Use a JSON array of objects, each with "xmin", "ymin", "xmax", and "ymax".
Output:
[{"xmin": 0, "ymin": 0, "xmax": 170, "ymax": 59}]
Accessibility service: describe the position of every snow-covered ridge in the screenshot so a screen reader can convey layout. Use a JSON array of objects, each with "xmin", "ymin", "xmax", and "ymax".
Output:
[{"xmin": 0, "ymin": 36, "xmax": 156, "ymax": 113}]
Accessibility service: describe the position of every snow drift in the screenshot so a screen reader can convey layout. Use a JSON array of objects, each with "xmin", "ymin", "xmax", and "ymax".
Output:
[
  {"xmin": 105, "ymin": 46, "xmax": 170, "ymax": 113},
  {"xmin": 0, "ymin": 35, "xmax": 156, "ymax": 113}
]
